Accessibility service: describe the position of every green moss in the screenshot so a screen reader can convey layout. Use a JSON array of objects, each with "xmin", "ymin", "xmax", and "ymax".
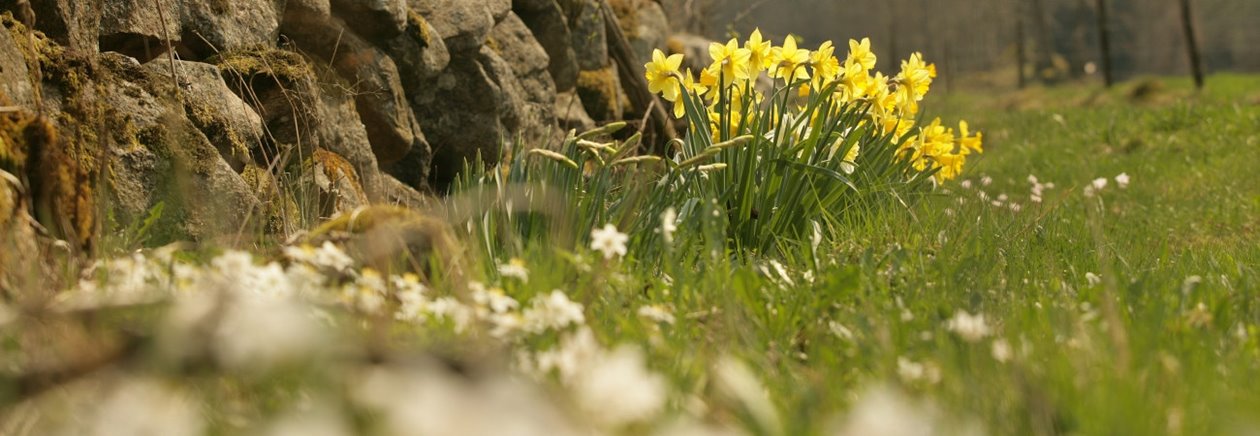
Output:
[
  {"xmin": 213, "ymin": 46, "xmax": 315, "ymax": 85},
  {"xmin": 608, "ymin": 0, "xmax": 640, "ymax": 39},
  {"xmin": 406, "ymin": 10, "xmax": 432, "ymax": 48},
  {"xmin": 576, "ymin": 66, "xmax": 622, "ymax": 121}
]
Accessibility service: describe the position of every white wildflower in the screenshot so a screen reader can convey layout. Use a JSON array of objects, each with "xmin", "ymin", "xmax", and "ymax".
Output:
[
  {"xmin": 284, "ymin": 241, "xmax": 355, "ymax": 272},
  {"xmin": 960, "ymin": 179, "xmax": 972, "ymax": 189},
  {"xmin": 947, "ymin": 309, "xmax": 992, "ymax": 345},
  {"xmin": 896, "ymin": 357, "xmax": 940, "ymax": 384},
  {"xmin": 428, "ymin": 297, "xmax": 475, "ymax": 332},
  {"xmin": 573, "ymin": 346, "xmax": 668, "ymax": 427},
  {"xmin": 991, "ymin": 338, "xmax": 1013, "ymax": 363},
  {"xmin": 829, "ymin": 321, "xmax": 854, "ymax": 341},
  {"xmin": 524, "ymin": 290, "xmax": 585, "ymax": 333},
  {"xmin": 497, "ymin": 258, "xmax": 530, "ymax": 282},
  {"xmin": 981, "ymin": 176, "xmax": 993, "ymax": 186},
  {"xmin": 1181, "ymin": 275, "xmax": 1203, "ymax": 296},
  {"xmin": 536, "ymin": 327, "xmax": 602, "ymax": 380},
  {"xmin": 590, "ymin": 223, "xmax": 629, "ymax": 259},
  {"xmin": 488, "ymin": 312, "xmax": 525, "ymax": 339},
  {"xmin": 1085, "ymin": 272, "xmax": 1102, "ymax": 287},
  {"xmin": 660, "ymin": 208, "xmax": 678, "ymax": 244},
  {"xmin": 1092, "ymin": 177, "xmax": 1108, "ymax": 190},
  {"xmin": 637, "ymin": 304, "xmax": 676, "ymax": 325},
  {"xmin": 1114, "ymin": 172, "xmax": 1130, "ymax": 188},
  {"xmin": 211, "ymin": 290, "xmax": 324, "ymax": 370},
  {"xmin": 84, "ymin": 378, "xmax": 203, "ymax": 436},
  {"xmin": 833, "ymin": 385, "xmax": 937, "ymax": 436},
  {"xmin": 472, "ymin": 285, "xmax": 520, "ymax": 314}
]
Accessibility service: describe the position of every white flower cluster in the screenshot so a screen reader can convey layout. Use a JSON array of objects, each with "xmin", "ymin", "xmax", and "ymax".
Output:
[{"xmin": 1084, "ymin": 173, "xmax": 1131, "ymax": 197}]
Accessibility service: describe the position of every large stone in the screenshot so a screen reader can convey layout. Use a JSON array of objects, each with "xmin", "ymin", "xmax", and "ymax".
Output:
[
  {"xmin": 329, "ymin": 0, "xmax": 407, "ymax": 43},
  {"xmin": 99, "ymin": 54, "xmax": 262, "ymax": 242},
  {"xmin": 281, "ymin": 0, "xmax": 332, "ymax": 30},
  {"xmin": 214, "ymin": 47, "xmax": 324, "ymax": 166},
  {"xmin": 283, "ymin": 17, "xmax": 420, "ymax": 164},
  {"xmin": 157, "ymin": 60, "xmax": 265, "ymax": 172},
  {"xmin": 488, "ymin": 16, "xmax": 557, "ymax": 145},
  {"xmin": 178, "ymin": 0, "xmax": 283, "ymax": 60},
  {"xmin": 314, "ymin": 67, "xmax": 390, "ymax": 201},
  {"xmin": 383, "ymin": 10, "xmax": 449, "ymax": 100},
  {"xmin": 567, "ymin": 0, "xmax": 607, "ymax": 71},
  {"xmin": 416, "ymin": 53, "xmax": 506, "ymax": 191},
  {"xmin": 1, "ymin": 0, "xmax": 100, "ymax": 53},
  {"xmin": 99, "ymin": 0, "xmax": 182, "ymax": 63},
  {"xmin": 554, "ymin": 90, "xmax": 593, "ymax": 131},
  {"xmin": 0, "ymin": 24, "xmax": 34, "ymax": 106},
  {"xmin": 619, "ymin": 0, "xmax": 668, "ymax": 65},
  {"xmin": 513, "ymin": 0, "xmax": 578, "ymax": 91},
  {"xmin": 576, "ymin": 64, "xmax": 623, "ymax": 122},
  {"xmin": 411, "ymin": 0, "xmax": 495, "ymax": 54}
]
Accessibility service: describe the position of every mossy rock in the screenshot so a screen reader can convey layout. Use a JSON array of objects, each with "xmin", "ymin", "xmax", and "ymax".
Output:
[
  {"xmin": 305, "ymin": 204, "xmax": 464, "ymax": 280},
  {"xmin": 576, "ymin": 65, "xmax": 623, "ymax": 121},
  {"xmin": 1, "ymin": 15, "xmax": 101, "ymax": 250}
]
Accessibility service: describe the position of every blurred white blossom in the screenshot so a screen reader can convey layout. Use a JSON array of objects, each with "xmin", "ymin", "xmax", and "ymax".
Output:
[{"xmin": 590, "ymin": 224, "xmax": 629, "ymax": 259}]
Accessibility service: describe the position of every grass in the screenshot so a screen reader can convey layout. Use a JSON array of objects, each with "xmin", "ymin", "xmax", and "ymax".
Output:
[
  {"xmin": 544, "ymin": 73, "xmax": 1260, "ymax": 434},
  {"xmin": 5, "ymin": 74, "xmax": 1259, "ymax": 435}
]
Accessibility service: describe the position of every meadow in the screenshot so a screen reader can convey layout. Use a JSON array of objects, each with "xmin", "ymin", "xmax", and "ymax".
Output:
[{"xmin": 5, "ymin": 46, "xmax": 1260, "ymax": 435}]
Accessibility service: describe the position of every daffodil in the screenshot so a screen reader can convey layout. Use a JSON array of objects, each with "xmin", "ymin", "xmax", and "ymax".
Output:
[
  {"xmin": 809, "ymin": 40, "xmax": 841, "ymax": 87},
  {"xmin": 769, "ymin": 35, "xmax": 810, "ymax": 83},
  {"xmin": 846, "ymin": 37, "xmax": 877, "ymax": 71},
  {"xmin": 644, "ymin": 49, "xmax": 684, "ymax": 102},
  {"xmin": 957, "ymin": 120, "xmax": 983, "ymax": 155},
  {"xmin": 897, "ymin": 52, "xmax": 933, "ymax": 100},
  {"xmin": 838, "ymin": 59, "xmax": 869, "ymax": 102},
  {"xmin": 744, "ymin": 28, "xmax": 774, "ymax": 76},
  {"xmin": 673, "ymin": 69, "xmax": 707, "ymax": 119},
  {"xmin": 709, "ymin": 38, "xmax": 752, "ymax": 82}
]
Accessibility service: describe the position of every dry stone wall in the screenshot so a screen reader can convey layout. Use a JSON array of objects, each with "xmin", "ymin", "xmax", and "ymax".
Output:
[{"xmin": 0, "ymin": 0, "xmax": 670, "ymax": 247}]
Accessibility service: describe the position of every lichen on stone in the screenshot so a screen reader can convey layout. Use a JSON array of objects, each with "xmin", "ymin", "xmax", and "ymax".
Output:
[
  {"xmin": 406, "ymin": 10, "xmax": 432, "ymax": 48},
  {"xmin": 576, "ymin": 66, "xmax": 622, "ymax": 121},
  {"xmin": 213, "ymin": 46, "xmax": 315, "ymax": 84},
  {"xmin": 608, "ymin": 0, "xmax": 641, "ymax": 39}
]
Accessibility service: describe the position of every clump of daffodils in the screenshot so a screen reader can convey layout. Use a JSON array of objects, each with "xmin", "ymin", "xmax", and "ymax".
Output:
[{"xmin": 646, "ymin": 31, "xmax": 982, "ymax": 183}]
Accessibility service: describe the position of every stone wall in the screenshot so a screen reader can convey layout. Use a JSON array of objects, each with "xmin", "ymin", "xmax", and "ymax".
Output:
[{"xmin": 0, "ymin": 0, "xmax": 670, "ymax": 247}]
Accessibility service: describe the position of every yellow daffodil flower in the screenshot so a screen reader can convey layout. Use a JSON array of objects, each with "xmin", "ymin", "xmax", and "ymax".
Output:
[
  {"xmin": 673, "ymin": 69, "xmax": 708, "ymax": 119},
  {"xmin": 745, "ymin": 28, "xmax": 774, "ymax": 76},
  {"xmin": 709, "ymin": 38, "xmax": 752, "ymax": 82},
  {"xmin": 769, "ymin": 35, "xmax": 811, "ymax": 83},
  {"xmin": 847, "ymin": 37, "xmax": 877, "ymax": 71},
  {"xmin": 958, "ymin": 120, "xmax": 983, "ymax": 154},
  {"xmin": 897, "ymin": 52, "xmax": 933, "ymax": 100},
  {"xmin": 645, "ymin": 48, "xmax": 684, "ymax": 102},
  {"xmin": 810, "ymin": 40, "xmax": 841, "ymax": 87}
]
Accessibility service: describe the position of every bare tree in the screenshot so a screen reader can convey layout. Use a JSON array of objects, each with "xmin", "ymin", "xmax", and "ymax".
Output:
[
  {"xmin": 1094, "ymin": 0, "xmax": 1115, "ymax": 86},
  {"xmin": 1178, "ymin": 0, "xmax": 1206, "ymax": 89}
]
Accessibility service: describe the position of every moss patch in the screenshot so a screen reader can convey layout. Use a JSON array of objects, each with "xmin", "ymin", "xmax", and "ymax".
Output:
[
  {"xmin": 213, "ymin": 46, "xmax": 315, "ymax": 85},
  {"xmin": 406, "ymin": 10, "xmax": 432, "ymax": 48},
  {"xmin": 2, "ymin": 13, "xmax": 102, "ymax": 250},
  {"xmin": 576, "ymin": 66, "xmax": 622, "ymax": 121},
  {"xmin": 608, "ymin": 0, "xmax": 641, "ymax": 39}
]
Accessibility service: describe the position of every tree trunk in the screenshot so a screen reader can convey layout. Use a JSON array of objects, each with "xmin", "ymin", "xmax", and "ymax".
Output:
[
  {"xmin": 1178, "ymin": 0, "xmax": 1206, "ymax": 89},
  {"xmin": 1094, "ymin": 0, "xmax": 1115, "ymax": 87},
  {"xmin": 1015, "ymin": 3, "xmax": 1027, "ymax": 89}
]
